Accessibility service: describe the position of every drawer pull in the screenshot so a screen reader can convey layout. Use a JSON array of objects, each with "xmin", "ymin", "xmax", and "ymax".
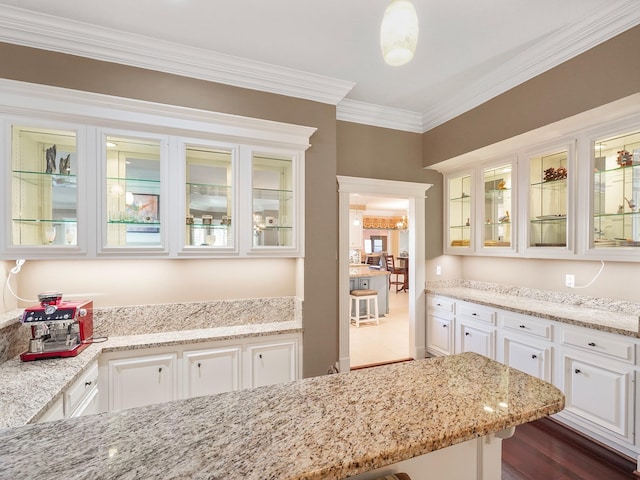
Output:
[
  {"xmin": 158, "ymin": 367, "xmax": 163, "ymax": 373},
  {"xmin": 587, "ymin": 342, "xmax": 596, "ymax": 347},
  {"xmin": 574, "ymin": 368, "xmax": 581, "ymax": 374},
  {"xmin": 197, "ymin": 362, "xmax": 201, "ymax": 368},
  {"xmin": 531, "ymin": 354, "xmax": 537, "ymax": 359},
  {"xmin": 84, "ymin": 381, "xmax": 92, "ymax": 386},
  {"xmin": 472, "ymin": 313, "xmax": 478, "ymax": 316},
  {"xmin": 436, "ymin": 303, "xmax": 442, "ymax": 307},
  {"xmin": 519, "ymin": 324, "xmax": 526, "ymax": 329}
]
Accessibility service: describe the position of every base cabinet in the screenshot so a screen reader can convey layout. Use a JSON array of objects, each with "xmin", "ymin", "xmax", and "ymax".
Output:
[
  {"xmin": 108, "ymin": 353, "xmax": 178, "ymax": 411},
  {"xmin": 499, "ymin": 335, "xmax": 552, "ymax": 382},
  {"xmin": 183, "ymin": 346, "xmax": 241, "ymax": 398},
  {"xmin": 100, "ymin": 333, "xmax": 301, "ymax": 413},
  {"xmin": 246, "ymin": 338, "xmax": 297, "ymax": 388},
  {"xmin": 426, "ymin": 295, "xmax": 455, "ymax": 357}
]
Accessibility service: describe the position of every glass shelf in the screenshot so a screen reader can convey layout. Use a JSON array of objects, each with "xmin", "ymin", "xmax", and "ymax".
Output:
[
  {"xmin": 483, "ymin": 163, "xmax": 512, "ymax": 248},
  {"xmin": 447, "ymin": 173, "xmax": 472, "ymax": 249}
]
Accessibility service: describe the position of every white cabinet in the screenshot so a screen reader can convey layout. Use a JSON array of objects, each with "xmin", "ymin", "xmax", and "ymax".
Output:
[
  {"xmin": 349, "ymin": 209, "xmax": 363, "ymax": 249},
  {"xmin": 37, "ymin": 396, "xmax": 65, "ymax": 423},
  {"xmin": 498, "ymin": 311, "xmax": 553, "ymax": 382},
  {"xmin": 65, "ymin": 361, "xmax": 100, "ymax": 418},
  {"xmin": 455, "ymin": 302, "xmax": 496, "ymax": 359},
  {"xmin": 183, "ymin": 346, "xmax": 241, "ymax": 398},
  {"xmin": 108, "ymin": 353, "xmax": 178, "ymax": 411},
  {"xmin": 246, "ymin": 338, "xmax": 298, "ymax": 388},
  {"xmin": 426, "ymin": 295, "xmax": 455, "ymax": 357}
]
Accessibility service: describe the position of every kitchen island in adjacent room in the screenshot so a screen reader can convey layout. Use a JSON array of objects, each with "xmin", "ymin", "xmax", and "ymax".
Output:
[
  {"xmin": 349, "ymin": 264, "xmax": 391, "ymax": 315},
  {"xmin": 0, "ymin": 352, "xmax": 564, "ymax": 480}
]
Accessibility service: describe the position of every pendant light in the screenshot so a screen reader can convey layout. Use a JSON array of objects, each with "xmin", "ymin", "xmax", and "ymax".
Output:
[{"xmin": 380, "ymin": 0, "xmax": 419, "ymax": 67}]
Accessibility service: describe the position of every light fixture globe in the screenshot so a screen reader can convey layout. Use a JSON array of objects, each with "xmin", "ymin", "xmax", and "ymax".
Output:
[{"xmin": 380, "ymin": 0, "xmax": 419, "ymax": 66}]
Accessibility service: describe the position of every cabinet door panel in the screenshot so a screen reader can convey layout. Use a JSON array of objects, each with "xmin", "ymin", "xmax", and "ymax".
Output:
[
  {"xmin": 563, "ymin": 354, "xmax": 632, "ymax": 439},
  {"xmin": 109, "ymin": 353, "xmax": 177, "ymax": 411},
  {"xmin": 247, "ymin": 340, "xmax": 297, "ymax": 388},
  {"xmin": 427, "ymin": 314, "xmax": 453, "ymax": 356},
  {"xmin": 502, "ymin": 336, "xmax": 550, "ymax": 381},
  {"xmin": 183, "ymin": 347, "xmax": 241, "ymax": 399},
  {"xmin": 458, "ymin": 323, "xmax": 495, "ymax": 359}
]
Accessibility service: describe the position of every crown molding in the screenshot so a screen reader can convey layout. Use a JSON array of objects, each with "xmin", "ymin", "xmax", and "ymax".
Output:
[
  {"xmin": 336, "ymin": 99, "xmax": 423, "ymax": 133},
  {"xmin": 421, "ymin": 0, "xmax": 640, "ymax": 132},
  {"xmin": 0, "ymin": 5, "xmax": 355, "ymax": 106}
]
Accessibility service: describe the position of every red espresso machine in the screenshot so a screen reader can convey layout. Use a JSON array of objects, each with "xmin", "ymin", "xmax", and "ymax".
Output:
[{"xmin": 20, "ymin": 293, "xmax": 94, "ymax": 362}]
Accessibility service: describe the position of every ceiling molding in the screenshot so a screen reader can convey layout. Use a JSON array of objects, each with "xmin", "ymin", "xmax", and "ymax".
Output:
[
  {"xmin": 0, "ymin": 5, "xmax": 355, "ymax": 106},
  {"xmin": 336, "ymin": 99, "xmax": 423, "ymax": 133},
  {"xmin": 420, "ymin": 0, "xmax": 640, "ymax": 132}
]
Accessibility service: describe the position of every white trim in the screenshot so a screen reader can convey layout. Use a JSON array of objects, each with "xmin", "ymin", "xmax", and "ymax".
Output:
[
  {"xmin": 0, "ymin": 79, "xmax": 317, "ymax": 150},
  {"xmin": 336, "ymin": 100, "xmax": 423, "ymax": 133},
  {"xmin": 0, "ymin": 6, "xmax": 355, "ymax": 107},
  {"xmin": 337, "ymin": 176, "xmax": 432, "ymax": 372}
]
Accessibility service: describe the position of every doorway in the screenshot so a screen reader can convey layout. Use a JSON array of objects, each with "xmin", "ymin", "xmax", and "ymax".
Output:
[{"xmin": 337, "ymin": 176, "xmax": 433, "ymax": 372}]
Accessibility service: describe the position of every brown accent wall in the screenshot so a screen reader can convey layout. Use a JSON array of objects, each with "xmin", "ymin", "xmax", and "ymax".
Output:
[
  {"xmin": 0, "ymin": 42, "xmax": 337, "ymax": 378},
  {"xmin": 423, "ymin": 25, "xmax": 640, "ymax": 166},
  {"xmin": 337, "ymin": 121, "xmax": 443, "ymax": 259}
]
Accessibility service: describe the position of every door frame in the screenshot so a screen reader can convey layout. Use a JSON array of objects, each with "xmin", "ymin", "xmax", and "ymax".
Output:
[{"xmin": 337, "ymin": 175, "xmax": 433, "ymax": 371}]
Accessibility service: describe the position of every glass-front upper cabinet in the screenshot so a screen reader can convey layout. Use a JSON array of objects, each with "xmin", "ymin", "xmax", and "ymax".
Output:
[
  {"xmin": 184, "ymin": 144, "xmax": 235, "ymax": 251},
  {"xmin": 591, "ymin": 129, "xmax": 640, "ymax": 249},
  {"xmin": 9, "ymin": 124, "xmax": 80, "ymax": 249},
  {"xmin": 251, "ymin": 153, "xmax": 296, "ymax": 250},
  {"xmin": 446, "ymin": 172, "xmax": 473, "ymax": 253},
  {"xmin": 526, "ymin": 145, "xmax": 572, "ymax": 252},
  {"xmin": 481, "ymin": 162, "xmax": 513, "ymax": 250},
  {"xmin": 102, "ymin": 133, "xmax": 165, "ymax": 251}
]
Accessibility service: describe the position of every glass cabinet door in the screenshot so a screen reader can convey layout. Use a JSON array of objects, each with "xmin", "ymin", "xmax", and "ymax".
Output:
[
  {"xmin": 528, "ymin": 149, "xmax": 568, "ymax": 248},
  {"xmin": 185, "ymin": 145, "xmax": 234, "ymax": 249},
  {"xmin": 11, "ymin": 125, "xmax": 78, "ymax": 247},
  {"xmin": 482, "ymin": 163, "xmax": 512, "ymax": 248},
  {"xmin": 104, "ymin": 135, "xmax": 162, "ymax": 248},
  {"xmin": 252, "ymin": 154, "xmax": 294, "ymax": 248},
  {"xmin": 447, "ymin": 173, "xmax": 472, "ymax": 250},
  {"xmin": 592, "ymin": 130, "xmax": 640, "ymax": 248}
]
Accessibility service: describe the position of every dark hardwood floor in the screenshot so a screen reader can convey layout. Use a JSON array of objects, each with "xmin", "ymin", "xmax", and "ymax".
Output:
[{"xmin": 502, "ymin": 418, "xmax": 638, "ymax": 479}]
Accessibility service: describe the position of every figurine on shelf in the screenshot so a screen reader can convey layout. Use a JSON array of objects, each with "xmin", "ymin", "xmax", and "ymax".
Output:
[
  {"xmin": 543, "ymin": 166, "xmax": 568, "ymax": 181},
  {"xmin": 617, "ymin": 150, "xmax": 633, "ymax": 167},
  {"xmin": 498, "ymin": 211, "xmax": 510, "ymax": 223},
  {"xmin": 497, "ymin": 180, "xmax": 506, "ymax": 190},
  {"xmin": 618, "ymin": 205, "xmax": 624, "ymax": 214},
  {"xmin": 465, "ymin": 218, "xmax": 470, "ymax": 226},
  {"xmin": 59, "ymin": 154, "xmax": 71, "ymax": 175},
  {"xmin": 45, "ymin": 145, "xmax": 56, "ymax": 173},
  {"xmin": 625, "ymin": 196, "xmax": 637, "ymax": 212}
]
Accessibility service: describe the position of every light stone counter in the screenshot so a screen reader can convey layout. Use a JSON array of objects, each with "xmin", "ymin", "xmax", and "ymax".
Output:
[
  {"xmin": 427, "ymin": 281, "xmax": 640, "ymax": 338},
  {"xmin": 0, "ymin": 353, "xmax": 564, "ymax": 480},
  {"xmin": 349, "ymin": 265, "xmax": 391, "ymax": 278},
  {"xmin": 0, "ymin": 321, "xmax": 301, "ymax": 430}
]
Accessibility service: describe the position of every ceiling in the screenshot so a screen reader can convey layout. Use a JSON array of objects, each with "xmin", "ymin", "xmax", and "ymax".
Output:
[{"xmin": 1, "ymin": 1, "xmax": 639, "ymax": 133}]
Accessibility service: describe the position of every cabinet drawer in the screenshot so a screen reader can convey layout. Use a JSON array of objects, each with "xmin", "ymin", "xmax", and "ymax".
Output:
[
  {"xmin": 561, "ymin": 327, "xmax": 635, "ymax": 364},
  {"xmin": 428, "ymin": 295, "xmax": 455, "ymax": 314},
  {"xmin": 501, "ymin": 313, "xmax": 552, "ymax": 340},
  {"xmin": 65, "ymin": 362, "xmax": 99, "ymax": 416},
  {"xmin": 458, "ymin": 303, "xmax": 495, "ymax": 324}
]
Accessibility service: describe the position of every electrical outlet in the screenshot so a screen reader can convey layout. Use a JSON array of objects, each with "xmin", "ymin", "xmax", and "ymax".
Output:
[
  {"xmin": 436, "ymin": 265, "xmax": 442, "ymax": 276},
  {"xmin": 565, "ymin": 274, "xmax": 575, "ymax": 288}
]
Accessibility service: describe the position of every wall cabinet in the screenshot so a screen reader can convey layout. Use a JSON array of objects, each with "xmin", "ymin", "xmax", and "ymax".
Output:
[
  {"xmin": 437, "ymin": 108, "xmax": 640, "ymax": 261},
  {"xmin": 428, "ymin": 294, "xmax": 639, "ymax": 461},
  {"xmin": 1, "ymin": 84, "xmax": 314, "ymax": 259}
]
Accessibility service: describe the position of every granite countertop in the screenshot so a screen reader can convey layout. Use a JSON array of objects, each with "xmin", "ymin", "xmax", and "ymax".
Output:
[
  {"xmin": 0, "ymin": 321, "xmax": 302, "ymax": 430},
  {"xmin": 0, "ymin": 352, "xmax": 564, "ymax": 480},
  {"xmin": 426, "ymin": 284, "xmax": 640, "ymax": 338},
  {"xmin": 349, "ymin": 265, "xmax": 391, "ymax": 278}
]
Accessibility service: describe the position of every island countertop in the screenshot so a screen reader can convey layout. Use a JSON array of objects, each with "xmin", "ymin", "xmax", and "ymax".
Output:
[
  {"xmin": 0, "ymin": 353, "xmax": 564, "ymax": 480},
  {"xmin": 349, "ymin": 265, "xmax": 391, "ymax": 278}
]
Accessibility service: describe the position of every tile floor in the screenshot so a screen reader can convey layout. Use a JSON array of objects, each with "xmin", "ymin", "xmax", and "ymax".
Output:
[{"xmin": 349, "ymin": 289, "xmax": 410, "ymax": 368}]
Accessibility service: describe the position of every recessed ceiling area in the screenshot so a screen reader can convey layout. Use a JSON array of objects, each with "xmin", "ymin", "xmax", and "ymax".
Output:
[{"xmin": 0, "ymin": 0, "xmax": 638, "ymax": 131}]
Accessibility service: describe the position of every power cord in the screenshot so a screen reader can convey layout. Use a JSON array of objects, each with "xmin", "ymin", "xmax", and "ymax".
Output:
[
  {"xmin": 568, "ymin": 260, "xmax": 605, "ymax": 289},
  {"xmin": 5, "ymin": 259, "xmax": 37, "ymax": 303}
]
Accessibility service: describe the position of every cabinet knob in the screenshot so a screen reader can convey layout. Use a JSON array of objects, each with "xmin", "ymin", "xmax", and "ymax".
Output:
[
  {"xmin": 471, "ymin": 313, "xmax": 478, "ymax": 316},
  {"xmin": 574, "ymin": 368, "xmax": 581, "ymax": 374},
  {"xmin": 531, "ymin": 354, "xmax": 537, "ymax": 359},
  {"xmin": 442, "ymin": 324, "xmax": 447, "ymax": 328},
  {"xmin": 519, "ymin": 324, "xmax": 526, "ymax": 329},
  {"xmin": 465, "ymin": 332, "xmax": 470, "ymax": 336},
  {"xmin": 197, "ymin": 363, "xmax": 201, "ymax": 368},
  {"xmin": 436, "ymin": 303, "xmax": 442, "ymax": 307},
  {"xmin": 158, "ymin": 367, "xmax": 163, "ymax": 373},
  {"xmin": 587, "ymin": 342, "xmax": 596, "ymax": 347},
  {"xmin": 84, "ymin": 381, "xmax": 92, "ymax": 386},
  {"xmin": 259, "ymin": 354, "xmax": 263, "ymax": 359}
]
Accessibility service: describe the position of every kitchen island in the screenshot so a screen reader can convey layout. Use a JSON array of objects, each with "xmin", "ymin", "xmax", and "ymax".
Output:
[
  {"xmin": 349, "ymin": 265, "xmax": 391, "ymax": 315},
  {"xmin": 0, "ymin": 352, "xmax": 564, "ymax": 480}
]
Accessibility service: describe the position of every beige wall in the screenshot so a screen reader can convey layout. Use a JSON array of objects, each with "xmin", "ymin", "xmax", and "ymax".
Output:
[
  {"xmin": 0, "ymin": 42, "xmax": 337, "ymax": 378},
  {"xmin": 422, "ymin": 25, "xmax": 640, "ymax": 166},
  {"xmin": 1, "ymin": 260, "xmax": 18, "ymax": 313},
  {"xmin": 337, "ymin": 121, "xmax": 443, "ymax": 259}
]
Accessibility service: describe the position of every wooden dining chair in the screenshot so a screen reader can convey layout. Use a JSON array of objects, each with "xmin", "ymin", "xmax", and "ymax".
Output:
[{"xmin": 384, "ymin": 254, "xmax": 405, "ymax": 292}]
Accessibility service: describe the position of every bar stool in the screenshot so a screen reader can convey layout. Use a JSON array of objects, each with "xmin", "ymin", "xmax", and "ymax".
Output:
[{"xmin": 349, "ymin": 289, "xmax": 379, "ymax": 327}]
